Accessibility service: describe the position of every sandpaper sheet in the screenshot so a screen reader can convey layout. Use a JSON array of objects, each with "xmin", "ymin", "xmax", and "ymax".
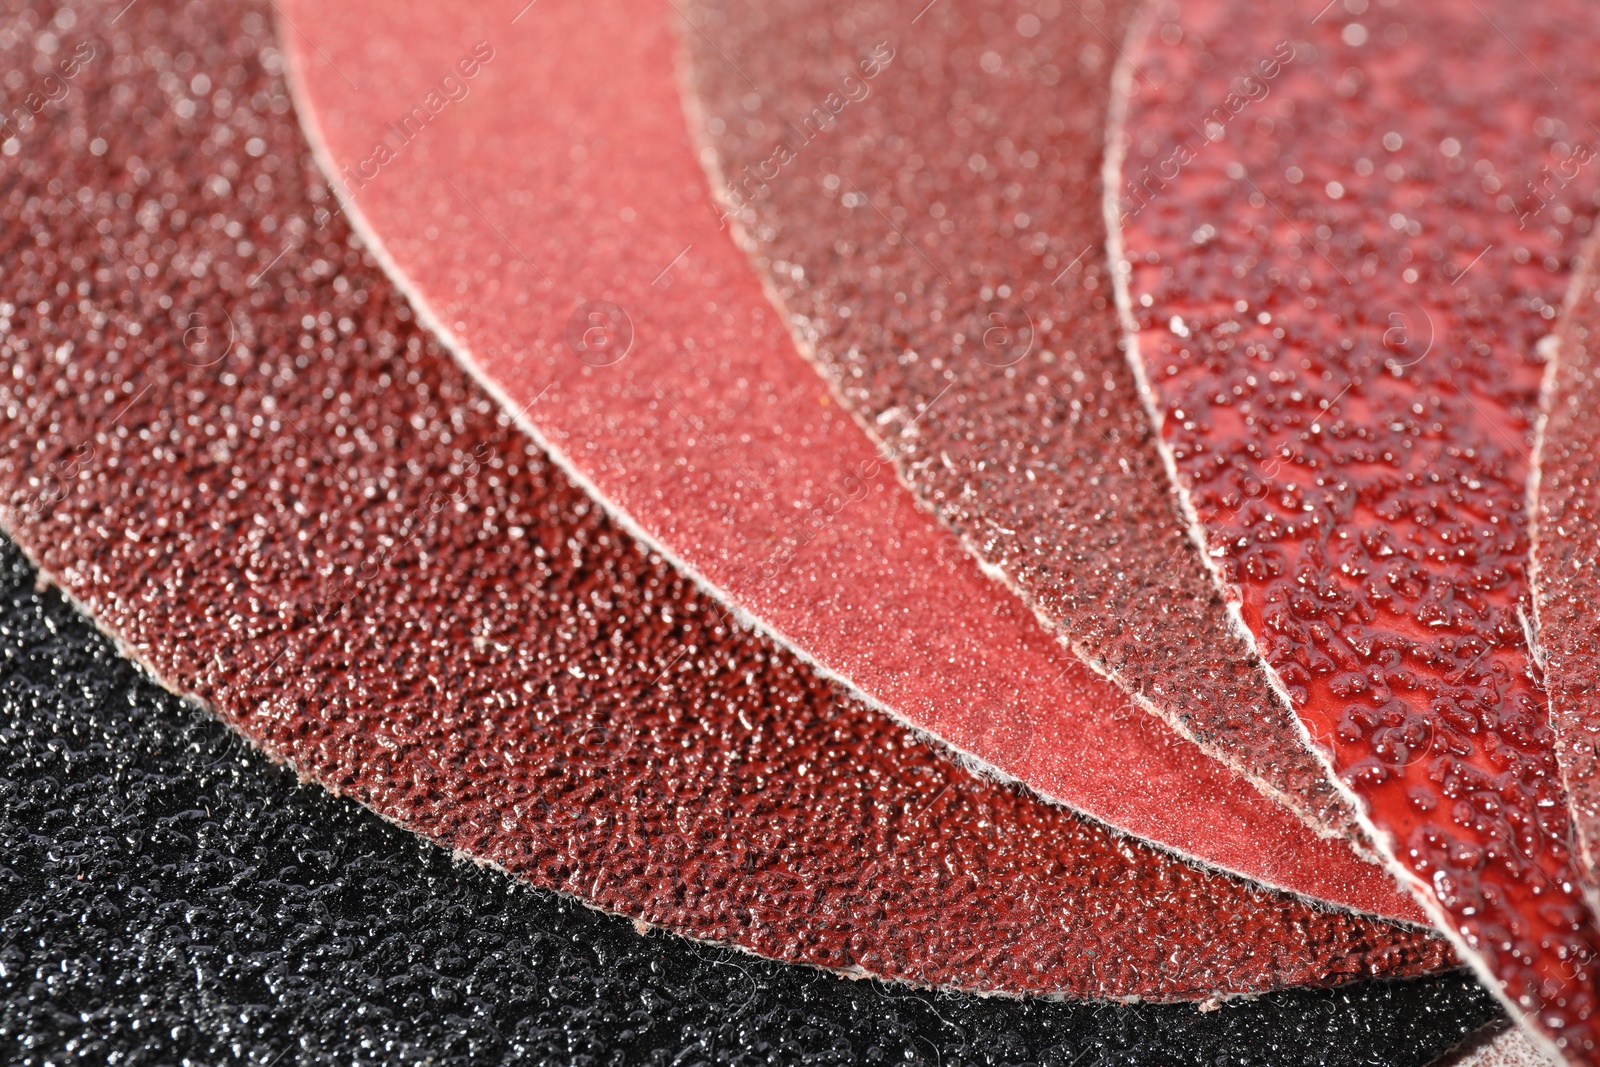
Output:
[
  {"xmin": 0, "ymin": 0, "xmax": 1448, "ymax": 999},
  {"xmin": 0, "ymin": 535, "xmax": 1506, "ymax": 1066},
  {"xmin": 273, "ymin": 0, "xmax": 1420, "ymax": 916},
  {"xmin": 1111, "ymin": 0, "xmax": 1600, "ymax": 1057},
  {"xmin": 1449, "ymin": 1030, "xmax": 1559, "ymax": 1067},
  {"xmin": 676, "ymin": 0, "xmax": 1355, "ymax": 843},
  {"xmin": 1532, "ymin": 230, "xmax": 1600, "ymax": 913}
]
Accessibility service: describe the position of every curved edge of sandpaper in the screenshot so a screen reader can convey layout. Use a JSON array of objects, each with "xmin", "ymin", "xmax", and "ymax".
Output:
[
  {"xmin": 1098, "ymin": 12, "xmax": 1565, "ymax": 1065},
  {"xmin": 0, "ymin": 526, "xmax": 1509, "ymax": 1067},
  {"xmin": 0, "ymin": 525, "xmax": 1434, "ymax": 1005},
  {"xmin": 1527, "ymin": 231, "xmax": 1600, "ymax": 921},
  {"xmin": 0, "ymin": 534, "xmax": 1008, "ymax": 1004},
  {"xmin": 0, "ymin": 544, "xmax": 785, "ymax": 988},
  {"xmin": 667, "ymin": 8, "xmax": 1363, "ymax": 854},
  {"xmin": 0, "ymin": 533, "xmax": 860, "ymax": 1000},
  {"xmin": 274, "ymin": 7, "xmax": 1422, "ymax": 927},
  {"xmin": 1096, "ymin": 0, "xmax": 1370, "ymax": 853}
]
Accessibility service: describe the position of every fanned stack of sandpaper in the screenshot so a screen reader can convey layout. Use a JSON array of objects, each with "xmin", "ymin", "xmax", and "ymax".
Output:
[{"xmin": 3, "ymin": 0, "xmax": 1599, "ymax": 1062}]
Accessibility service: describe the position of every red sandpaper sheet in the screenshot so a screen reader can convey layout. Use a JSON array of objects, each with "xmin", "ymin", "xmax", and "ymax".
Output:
[
  {"xmin": 1534, "ymin": 230, "xmax": 1600, "ymax": 914},
  {"xmin": 0, "ymin": 0, "xmax": 1452, "ymax": 999},
  {"xmin": 275, "ymin": 0, "xmax": 1420, "ymax": 920},
  {"xmin": 676, "ymin": 0, "xmax": 1355, "ymax": 841},
  {"xmin": 1112, "ymin": 0, "xmax": 1600, "ymax": 1056}
]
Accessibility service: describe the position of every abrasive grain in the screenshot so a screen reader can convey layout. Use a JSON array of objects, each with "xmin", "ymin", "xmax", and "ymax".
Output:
[
  {"xmin": 274, "ymin": 0, "xmax": 1420, "ymax": 915},
  {"xmin": 1446, "ymin": 1030, "xmax": 1561, "ymax": 1067},
  {"xmin": 0, "ymin": 536, "xmax": 1507, "ymax": 1066},
  {"xmin": 678, "ymin": 0, "xmax": 1353, "ymax": 843},
  {"xmin": 0, "ymin": 0, "xmax": 1451, "ymax": 999},
  {"xmin": 1533, "ymin": 230, "xmax": 1600, "ymax": 912},
  {"xmin": 1113, "ymin": 0, "xmax": 1600, "ymax": 1055}
]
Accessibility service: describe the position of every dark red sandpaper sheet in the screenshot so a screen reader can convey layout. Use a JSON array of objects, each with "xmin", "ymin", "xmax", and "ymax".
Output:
[
  {"xmin": 678, "ymin": 0, "xmax": 1355, "ymax": 844},
  {"xmin": 1113, "ymin": 0, "xmax": 1600, "ymax": 1056},
  {"xmin": 0, "ymin": 0, "xmax": 1451, "ymax": 999},
  {"xmin": 1534, "ymin": 229, "xmax": 1600, "ymax": 914},
  {"xmin": 274, "ymin": 0, "xmax": 1421, "ymax": 921}
]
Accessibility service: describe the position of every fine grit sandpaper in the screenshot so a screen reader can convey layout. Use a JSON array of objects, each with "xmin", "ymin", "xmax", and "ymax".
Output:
[{"xmin": 677, "ymin": 0, "xmax": 1357, "ymax": 847}]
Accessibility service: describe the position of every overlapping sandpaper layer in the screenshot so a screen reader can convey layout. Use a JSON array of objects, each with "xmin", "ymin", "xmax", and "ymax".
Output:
[
  {"xmin": 1112, "ymin": 0, "xmax": 1600, "ymax": 1056},
  {"xmin": 678, "ymin": 0, "xmax": 1354, "ymax": 843},
  {"xmin": 1533, "ymin": 230, "xmax": 1600, "ymax": 913},
  {"xmin": 0, "ymin": 536, "xmax": 1505, "ymax": 1067},
  {"xmin": 0, "ymin": 0, "xmax": 1449, "ymax": 999},
  {"xmin": 276, "ymin": 0, "xmax": 1419, "ymax": 918}
]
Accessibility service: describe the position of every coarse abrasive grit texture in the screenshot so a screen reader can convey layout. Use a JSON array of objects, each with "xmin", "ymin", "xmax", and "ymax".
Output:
[
  {"xmin": 0, "ymin": 536, "xmax": 1508, "ymax": 1066},
  {"xmin": 1533, "ymin": 229, "xmax": 1600, "ymax": 915},
  {"xmin": 677, "ymin": 0, "xmax": 1355, "ymax": 846},
  {"xmin": 0, "ymin": 0, "xmax": 1450, "ymax": 999},
  {"xmin": 275, "ymin": 0, "xmax": 1423, "ymax": 918},
  {"xmin": 1111, "ymin": 0, "xmax": 1600, "ymax": 1058}
]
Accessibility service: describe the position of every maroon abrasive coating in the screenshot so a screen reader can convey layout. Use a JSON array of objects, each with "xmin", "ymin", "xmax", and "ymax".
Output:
[
  {"xmin": 1533, "ymin": 229, "xmax": 1600, "ymax": 915},
  {"xmin": 1112, "ymin": 0, "xmax": 1600, "ymax": 1056},
  {"xmin": 0, "ymin": 0, "xmax": 1453, "ymax": 999},
  {"xmin": 676, "ymin": 0, "xmax": 1356, "ymax": 842},
  {"xmin": 273, "ymin": 0, "xmax": 1423, "ymax": 920}
]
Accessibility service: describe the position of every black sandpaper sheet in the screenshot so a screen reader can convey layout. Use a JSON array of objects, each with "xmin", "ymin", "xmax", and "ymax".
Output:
[{"xmin": 0, "ymin": 535, "xmax": 1505, "ymax": 1065}]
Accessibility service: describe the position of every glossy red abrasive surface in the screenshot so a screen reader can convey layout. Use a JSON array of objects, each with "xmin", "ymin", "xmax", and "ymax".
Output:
[
  {"xmin": 677, "ymin": 0, "xmax": 1356, "ymax": 843},
  {"xmin": 274, "ymin": 0, "xmax": 1422, "ymax": 920},
  {"xmin": 1113, "ymin": 0, "xmax": 1600, "ymax": 1055},
  {"xmin": 0, "ymin": 0, "xmax": 1454, "ymax": 999},
  {"xmin": 1533, "ymin": 230, "xmax": 1600, "ymax": 913}
]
